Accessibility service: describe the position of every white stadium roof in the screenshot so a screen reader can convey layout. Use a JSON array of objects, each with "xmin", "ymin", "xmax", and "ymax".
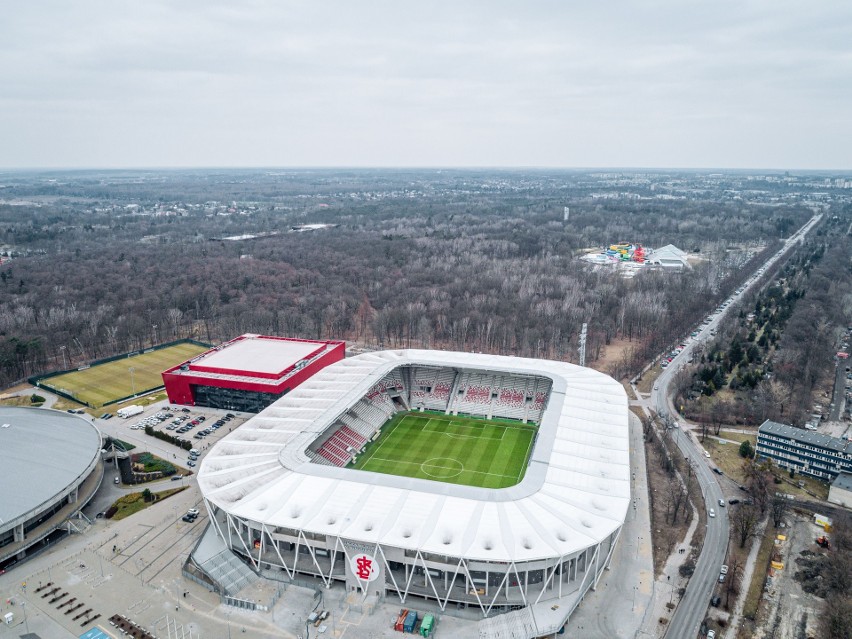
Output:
[{"xmin": 198, "ymin": 349, "xmax": 630, "ymax": 563}]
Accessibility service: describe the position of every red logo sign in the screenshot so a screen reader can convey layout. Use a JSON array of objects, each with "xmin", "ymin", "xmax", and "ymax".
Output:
[{"xmin": 350, "ymin": 553, "xmax": 378, "ymax": 582}]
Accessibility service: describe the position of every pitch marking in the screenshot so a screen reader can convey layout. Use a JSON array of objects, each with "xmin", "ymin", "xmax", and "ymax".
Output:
[
  {"xmin": 365, "ymin": 457, "xmax": 516, "ymax": 481},
  {"xmin": 419, "ymin": 457, "xmax": 464, "ymax": 479}
]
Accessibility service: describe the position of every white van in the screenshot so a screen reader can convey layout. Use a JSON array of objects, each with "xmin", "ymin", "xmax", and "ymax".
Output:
[{"xmin": 189, "ymin": 449, "xmax": 200, "ymax": 456}]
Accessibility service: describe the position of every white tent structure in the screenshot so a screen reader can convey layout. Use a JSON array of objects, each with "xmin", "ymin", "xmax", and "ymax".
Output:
[{"xmin": 647, "ymin": 244, "xmax": 691, "ymax": 269}]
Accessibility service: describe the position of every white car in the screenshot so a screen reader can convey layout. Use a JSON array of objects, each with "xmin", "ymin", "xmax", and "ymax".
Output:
[
  {"xmin": 654, "ymin": 384, "xmax": 659, "ymax": 390},
  {"xmin": 708, "ymin": 630, "xmax": 716, "ymax": 638},
  {"xmin": 186, "ymin": 508, "xmax": 199, "ymax": 517},
  {"xmin": 720, "ymin": 564, "xmax": 728, "ymax": 575},
  {"xmin": 709, "ymin": 509, "xmax": 716, "ymax": 518}
]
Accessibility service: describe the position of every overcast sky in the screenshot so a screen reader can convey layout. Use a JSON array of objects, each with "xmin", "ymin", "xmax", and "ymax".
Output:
[{"xmin": 1, "ymin": 1, "xmax": 850, "ymax": 169}]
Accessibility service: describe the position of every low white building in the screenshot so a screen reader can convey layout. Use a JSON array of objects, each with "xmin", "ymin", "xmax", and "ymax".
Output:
[
  {"xmin": 646, "ymin": 244, "xmax": 690, "ymax": 270},
  {"xmin": 828, "ymin": 472, "xmax": 852, "ymax": 508}
]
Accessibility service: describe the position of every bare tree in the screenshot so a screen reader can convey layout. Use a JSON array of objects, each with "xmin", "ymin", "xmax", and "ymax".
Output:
[
  {"xmin": 770, "ymin": 495, "xmax": 790, "ymax": 528},
  {"xmin": 669, "ymin": 484, "xmax": 688, "ymax": 526},
  {"xmin": 723, "ymin": 559, "xmax": 743, "ymax": 609},
  {"xmin": 731, "ymin": 504, "xmax": 761, "ymax": 548},
  {"xmin": 820, "ymin": 595, "xmax": 852, "ymax": 639},
  {"xmin": 710, "ymin": 400, "xmax": 727, "ymax": 436},
  {"xmin": 743, "ymin": 459, "xmax": 773, "ymax": 514}
]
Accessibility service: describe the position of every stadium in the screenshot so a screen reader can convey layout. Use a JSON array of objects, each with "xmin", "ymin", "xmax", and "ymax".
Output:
[
  {"xmin": 0, "ymin": 408, "xmax": 103, "ymax": 570},
  {"xmin": 196, "ymin": 349, "xmax": 629, "ymax": 636}
]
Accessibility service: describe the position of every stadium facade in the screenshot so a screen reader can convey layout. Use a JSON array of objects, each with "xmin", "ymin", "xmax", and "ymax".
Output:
[
  {"xmin": 196, "ymin": 350, "xmax": 630, "ymax": 635},
  {"xmin": 162, "ymin": 334, "xmax": 345, "ymax": 413},
  {"xmin": 0, "ymin": 408, "xmax": 103, "ymax": 570}
]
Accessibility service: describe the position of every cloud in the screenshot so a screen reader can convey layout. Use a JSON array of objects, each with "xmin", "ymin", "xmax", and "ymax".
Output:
[{"xmin": 0, "ymin": 0, "xmax": 850, "ymax": 168}]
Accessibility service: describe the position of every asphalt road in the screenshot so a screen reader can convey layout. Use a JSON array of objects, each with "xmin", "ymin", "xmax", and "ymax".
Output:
[
  {"xmin": 829, "ymin": 357, "xmax": 848, "ymax": 422},
  {"xmin": 651, "ymin": 213, "xmax": 821, "ymax": 639}
]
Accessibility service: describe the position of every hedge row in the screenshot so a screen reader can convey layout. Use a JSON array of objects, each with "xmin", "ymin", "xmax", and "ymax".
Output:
[{"xmin": 144, "ymin": 425, "xmax": 192, "ymax": 451}]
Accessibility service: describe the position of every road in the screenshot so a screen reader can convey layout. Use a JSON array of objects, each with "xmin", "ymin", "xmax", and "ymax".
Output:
[
  {"xmin": 651, "ymin": 213, "xmax": 821, "ymax": 639},
  {"xmin": 829, "ymin": 353, "xmax": 848, "ymax": 422}
]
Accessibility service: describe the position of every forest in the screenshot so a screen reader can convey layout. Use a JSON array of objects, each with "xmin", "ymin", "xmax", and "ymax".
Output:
[{"xmin": 0, "ymin": 169, "xmax": 847, "ymax": 407}]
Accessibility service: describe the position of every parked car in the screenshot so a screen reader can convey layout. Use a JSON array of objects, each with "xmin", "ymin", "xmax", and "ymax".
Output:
[
  {"xmin": 709, "ymin": 509, "xmax": 716, "ymax": 518},
  {"xmin": 720, "ymin": 565, "xmax": 728, "ymax": 575}
]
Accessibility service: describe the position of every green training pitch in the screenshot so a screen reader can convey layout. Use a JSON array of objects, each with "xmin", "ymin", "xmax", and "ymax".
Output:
[
  {"xmin": 350, "ymin": 412, "xmax": 537, "ymax": 489},
  {"xmin": 41, "ymin": 342, "xmax": 209, "ymax": 407}
]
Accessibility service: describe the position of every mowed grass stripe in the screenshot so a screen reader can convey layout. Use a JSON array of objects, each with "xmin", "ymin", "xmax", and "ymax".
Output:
[
  {"xmin": 352, "ymin": 411, "xmax": 536, "ymax": 488},
  {"xmin": 42, "ymin": 342, "xmax": 208, "ymax": 407}
]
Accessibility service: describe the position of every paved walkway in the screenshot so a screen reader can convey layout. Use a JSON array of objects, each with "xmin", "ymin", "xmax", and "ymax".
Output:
[
  {"xmin": 723, "ymin": 518, "xmax": 767, "ymax": 638},
  {"xmin": 561, "ymin": 411, "xmax": 654, "ymax": 638}
]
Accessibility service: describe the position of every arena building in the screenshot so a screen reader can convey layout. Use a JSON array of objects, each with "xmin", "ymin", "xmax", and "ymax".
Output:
[
  {"xmin": 161, "ymin": 334, "xmax": 345, "ymax": 413},
  {"xmin": 0, "ymin": 408, "xmax": 103, "ymax": 570},
  {"xmin": 195, "ymin": 350, "xmax": 629, "ymax": 637}
]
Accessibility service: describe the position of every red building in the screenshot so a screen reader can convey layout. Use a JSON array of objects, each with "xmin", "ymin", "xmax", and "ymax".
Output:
[{"xmin": 162, "ymin": 334, "xmax": 345, "ymax": 412}]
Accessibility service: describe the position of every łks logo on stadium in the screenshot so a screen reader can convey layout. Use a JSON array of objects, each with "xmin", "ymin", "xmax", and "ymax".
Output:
[{"xmin": 351, "ymin": 553, "xmax": 378, "ymax": 582}]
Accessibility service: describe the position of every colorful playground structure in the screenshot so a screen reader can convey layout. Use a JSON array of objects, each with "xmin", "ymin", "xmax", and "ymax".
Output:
[
  {"xmin": 605, "ymin": 243, "xmax": 647, "ymax": 262},
  {"xmin": 581, "ymin": 242, "xmax": 649, "ymax": 266}
]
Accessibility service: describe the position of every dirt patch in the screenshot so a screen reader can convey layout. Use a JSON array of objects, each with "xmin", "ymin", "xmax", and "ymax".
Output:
[
  {"xmin": 589, "ymin": 336, "xmax": 637, "ymax": 378},
  {"xmin": 745, "ymin": 515, "xmax": 825, "ymax": 639}
]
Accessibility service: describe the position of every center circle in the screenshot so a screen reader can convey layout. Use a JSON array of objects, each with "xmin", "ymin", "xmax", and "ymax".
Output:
[{"xmin": 420, "ymin": 457, "xmax": 464, "ymax": 479}]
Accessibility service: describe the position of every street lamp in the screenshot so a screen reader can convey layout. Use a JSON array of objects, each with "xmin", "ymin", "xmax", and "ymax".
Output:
[
  {"xmin": 21, "ymin": 601, "xmax": 28, "ymax": 633},
  {"xmin": 226, "ymin": 610, "xmax": 232, "ymax": 639}
]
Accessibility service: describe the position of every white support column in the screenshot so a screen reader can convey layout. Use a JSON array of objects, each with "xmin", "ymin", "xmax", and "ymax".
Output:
[
  {"xmin": 269, "ymin": 533, "xmax": 294, "ymax": 579},
  {"xmin": 439, "ymin": 558, "xmax": 466, "ymax": 611}
]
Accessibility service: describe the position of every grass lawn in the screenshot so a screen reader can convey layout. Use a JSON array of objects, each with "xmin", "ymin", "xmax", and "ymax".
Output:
[
  {"xmin": 743, "ymin": 524, "xmax": 776, "ymax": 620},
  {"xmin": 108, "ymin": 486, "xmax": 187, "ymax": 521},
  {"xmin": 40, "ymin": 342, "xmax": 207, "ymax": 407},
  {"xmin": 636, "ymin": 366, "xmax": 664, "ymax": 394},
  {"xmin": 703, "ymin": 435, "xmax": 750, "ymax": 483},
  {"xmin": 0, "ymin": 394, "xmax": 43, "ymax": 407},
  {"xmin": 351, "ymin": 412, "xmax": 536, "ymax": 489},
  {"xmin": 705, "ymin": 431, "xmax": 828, "ymax": 500}
]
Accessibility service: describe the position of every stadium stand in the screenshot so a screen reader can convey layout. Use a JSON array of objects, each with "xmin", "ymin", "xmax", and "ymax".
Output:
[{"xmin": 308, "ymin": 366, "xmax": 552, "ymax": 468}]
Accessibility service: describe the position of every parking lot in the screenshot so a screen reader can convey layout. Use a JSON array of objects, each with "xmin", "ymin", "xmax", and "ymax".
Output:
[{"xmin": 95, "ymin": 402, "xmax": 247, "ymax": 475}]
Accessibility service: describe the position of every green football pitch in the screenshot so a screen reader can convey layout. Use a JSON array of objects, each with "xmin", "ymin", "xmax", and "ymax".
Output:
[
  {"xmin": 40, "ymin": 342, "xmax": 209, "ymax": 407},
  {"xmin": 350, "ymin": 412, "xmax": 537, "ymax": 489}
]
